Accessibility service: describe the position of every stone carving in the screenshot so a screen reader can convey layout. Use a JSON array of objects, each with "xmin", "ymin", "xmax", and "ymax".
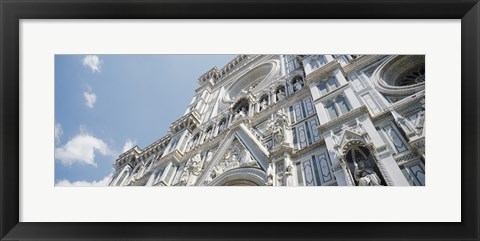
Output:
[
  {"xmin": 266, "ymin": 162, "xmax": 274, "ymax": 186},
  {"xmin": 293, "ymin": 79, "xmax": 303, "ymax": 92},
  {"xmin": 260, "ymin": 98, "xmax": 268, "ymax": 111},
  {"xmin": 284, "ymin": 158, "xmax": 295, "ymax": 186},
  {"xmin": 179, "ymin": 165, "xmax": 190, "ymax": 184},
  {"xmin": 354, "ymin": 161, "xmax": 382, "ymax": 186},
  {"xmin": 276, "ymin": 88, "xmax": 285, "ymax": 101},
  {"xmin": 218, "ymin": 119, "xmax": 227, "ymax": 132},
  {"xmin": 415, "ymin": 101, "xmax": 425, "ymax": 135},
  {"xmin": 330, "ymin": 130, "xmax": 339, "ymax": 146},
  {"xmin": 267, "ymin": 110, "xmax": 289, "ymax": 144},
  {"xmin": 180, "ymin": 153, "xmax": 203, "ymax": 186},
  {"xmin": 391, "ymin": 110, "xmax": 414, "ymax": 137},
  {"xmin": 234, "ymin": 107, "xmax": 247, "ymax": 120},
  {"xmin": 355, "ymin": 118, "xmax": 365, "ymax": 133},
  {"xmin": 206, "ymin": 140, "xmax": 260, "ymax": 184},
  {"xmin": 240, "ymin": 149, "xmax": 257, "ymax": 167},
  {"xmin": 205, "ymin": 127, "xmax": 213, "ymax": 141}
]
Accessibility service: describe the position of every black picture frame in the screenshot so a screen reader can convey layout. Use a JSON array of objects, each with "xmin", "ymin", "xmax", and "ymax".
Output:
[{"xmin": 1, "ymin": 0, "xmax": 479, "ymax": 240}]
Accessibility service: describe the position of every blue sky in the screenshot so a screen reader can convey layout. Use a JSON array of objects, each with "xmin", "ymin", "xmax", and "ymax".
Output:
[{"xmin": 55, "ymin": 54, "xmax": 235, "ymax": 186}]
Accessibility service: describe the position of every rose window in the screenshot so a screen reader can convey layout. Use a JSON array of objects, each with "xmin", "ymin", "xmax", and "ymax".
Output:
[{"xmin": 398, "ymin": 68, "xmax": 425, "ymax": 86}]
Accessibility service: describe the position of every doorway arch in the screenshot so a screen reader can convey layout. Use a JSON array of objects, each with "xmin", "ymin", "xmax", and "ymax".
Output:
[{"xmin": 208, "ymin": 167, "xmax": 266, "ymax": 186}]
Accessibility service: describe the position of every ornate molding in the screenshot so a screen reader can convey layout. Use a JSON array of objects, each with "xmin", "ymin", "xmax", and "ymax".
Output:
[
  {"xmin": 318, "ymin": 105, "xmax": 369, "ymax": 132},
  {"xmin": 343, "ymin": 55, "xmax": 386, "ymax": 75},
  {"xmin": 207, "ymin": 167, "xmax": 266, "ymax": 186},
  {"xmin": 306, "ymin": 60, "xmax": 342, "ymax": 84}
]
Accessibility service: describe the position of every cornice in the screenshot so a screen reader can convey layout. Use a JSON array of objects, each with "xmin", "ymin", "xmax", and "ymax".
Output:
[
  {"xmin": 318, "ymin": 105, "xmax": 369, "ymax": 132},
  {"xmin": 314, "ymin": 83, "xmax": 349, "ymax": 103},
  {"xmin": 343, "ymin": 55, "xmax": 386, "ymax": 76},
  {"xmin": 169, "ymin": 110, "xmax": 200, "ymax": 134},
  {"xmin": 291, "ymin": 139, "xmax": 326, "ymax": 158},
  {"xmin": 371, "ymin": 90, "xmax": 425, "ymax": 122},
  {"xmin": 306, "ymin": 60, "xmax": 342, "ymax": 84}
]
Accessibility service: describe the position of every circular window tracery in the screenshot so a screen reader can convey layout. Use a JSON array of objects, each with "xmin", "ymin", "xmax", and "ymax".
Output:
[
  {"xmin": 397, "ymin": 68, "xmax": 425, "ymax": 86},
  {"xmin": 372, "ymin": 55, "xmax": 425, "ymax": 98}
]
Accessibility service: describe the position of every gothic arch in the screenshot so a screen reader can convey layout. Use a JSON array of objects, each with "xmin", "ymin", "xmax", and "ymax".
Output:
[
  {"xmin": 232, "ymin": 97, "xmax": 250, "ymax": 116},
  {"xmin": 208, "ymin": 167, "xmax": 266, "ymax": 186},
  {"xmin": 343, "ymin": 145, "xmax": 386, "ymax": 186}
]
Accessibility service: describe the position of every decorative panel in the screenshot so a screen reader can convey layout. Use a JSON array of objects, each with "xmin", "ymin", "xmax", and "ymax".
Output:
[
  {"xmin": 294, "ymin": 103, "xmax": 304, "ymax": 122},
  {"xmin": 316, "ymin": 153, "xmax": 333, "ymax": 184},
  {"xmin": 302, "ymin": 160, "xmax": 316, "ymax": 186},
  {"xmin": 296, "ymin": 124, "xmax": 308, "ymax": 149},
  {"xmin": 383, "ymin": 125, "xmax": 408, "ymax": 153},
  {"xmin": 308, "ymin": 118, "xmax": 321, "ymax": 143},
  {"xmin": 304, "ymin": 97, "xmax": 316, "ymax": 116},
  {"xmin": 351, "ymin": 74, "xmax": 365, "ymax": 91},
  {"xmin": 361, "ymin": 93, "xmax": 381, "ymax": 115},
  {"xmin": 409, "ymin": 164, "xmax": 425, "ymax": 186}
]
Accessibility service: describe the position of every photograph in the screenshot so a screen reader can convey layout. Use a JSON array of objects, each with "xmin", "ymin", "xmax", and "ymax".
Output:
[{"xmin": 55, "ymin": 54, "xmax": 426, "ymax": 187}]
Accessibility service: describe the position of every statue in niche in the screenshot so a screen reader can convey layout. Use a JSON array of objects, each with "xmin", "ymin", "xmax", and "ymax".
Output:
[
  {"xmin": 186, "ymin": 153, "xmax": 203, "ymax": 186},
  {"xmin": 260, "ymin": 98, "xmax": 268, "ymax": 111},
  {"xmin": 354, "ymin": 161, "xmax": 382, "ymax": 186},
  {"xmin": 218, "ymin": 119, "xmax": 226, "ymax": 132},
  {"xmin": 276, "ymin": 88, "xmax": 285, "ymax": 101},
  {"xmin": 180, "ymin": 153, "xmax": 202, "ymax": 186},
  {"xmin": 179, "ymin": 165, "xmax": 190, "ymax": 184},
  {"xmin": 234, "ymin": 106, "xmax": 247, "ymax": 120},
  {"xmin": 415, "ymin": 110, "xmax": 425, "ymax": 135},
  {"xmin": 267, "ymin": 110, "xmax": 289, "ymax": 144},
  {"xmin": 205, "ymin": 128, "xmax": 212, "ymax": 141},
  {"xmin": 293, "ymin": 79, "xmax": 303, "ymax": 92},
  {"xmin": 266, "ymin": 162, "xmax": 274, "ymax": 186},
  {"xmin": 284, "ymin": 158, "xmax": 295, "ymax": 186}
]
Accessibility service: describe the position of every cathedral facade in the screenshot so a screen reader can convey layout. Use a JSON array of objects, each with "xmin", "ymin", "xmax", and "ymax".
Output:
[{"xmin": 107, "ymin": 55, "xmax": 425, "ymax": 187}]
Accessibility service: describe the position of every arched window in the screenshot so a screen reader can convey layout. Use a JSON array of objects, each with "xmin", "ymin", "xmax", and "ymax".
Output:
[
  {"xmin": 324, "ymin": 95, "xmax": 351, "ymax": 120},
  {"xmin": 309, "ymin": 55, "xmax": 327, "ymax": 71},
  {"xmin": 336, "ymin": 96, "xmax": 351, "ymax": 113},
  {"xmin": 317, "ymin": 77, "xmax": 338, "ymax": 96},
  {"xmin": 325, "ymin": 101, "xmax": 339, "ymax": 119},
  {"xmin": 286, "ymin": 55, "xmax": 298, "ymax": 72}
]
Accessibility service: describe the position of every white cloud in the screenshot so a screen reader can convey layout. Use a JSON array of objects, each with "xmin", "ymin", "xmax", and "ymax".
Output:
[
  {"xmin": 55, "ymin": 123, "xmax": 63, "ymax": 144},
  {"xmin": 84, "ymin": 91, "xmax": 97, "ymax": 108},
  {"xmin": 122, "ymin": 139, "xmax": 136, "ymax": 152},
  {"xmin": 56, "ymin": 173, "xmax": 113, "ymax": 187},
  {"xmin": 55, "ymin": 133, "xmax": 113, "ymax": 167},
  {"xmin": 82, "ymin": 55, "xmax": 102, "ymax": 73}
]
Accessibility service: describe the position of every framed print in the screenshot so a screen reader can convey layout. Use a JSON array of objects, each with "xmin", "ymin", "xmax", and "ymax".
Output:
[{"xmin": 1, "ymin": 0, "xmax": 479, "ymax": 240}]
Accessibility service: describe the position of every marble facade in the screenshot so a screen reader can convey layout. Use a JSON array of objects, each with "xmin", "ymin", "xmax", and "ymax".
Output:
[{"xmin": 108, "ymin": 55, "xmax": 425, "ymax": 186}]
